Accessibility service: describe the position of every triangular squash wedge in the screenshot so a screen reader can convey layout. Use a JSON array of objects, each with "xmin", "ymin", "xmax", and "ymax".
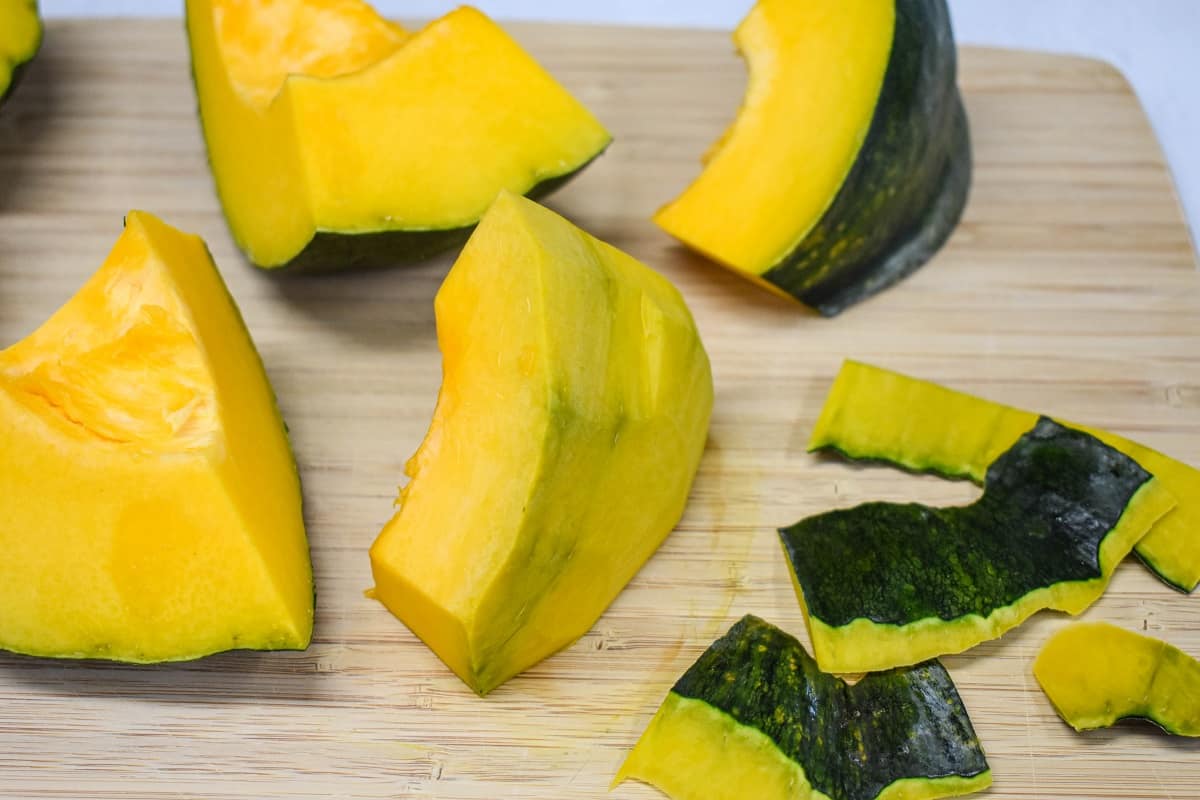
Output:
[
  {"xmin": 186, "ymin": 0, "xmax": 611, "ymax": 270},
  {"xmin": 0, "ymin": 212, "xmax": 312, "ymax": 662}
]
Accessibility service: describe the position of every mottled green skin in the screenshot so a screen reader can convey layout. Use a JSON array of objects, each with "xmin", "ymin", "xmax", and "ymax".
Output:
[
  {"xmin": 762, "ymin": 0, "xmax": 970, "ymax": 316},
  {"xmin": 253, "ymin": 151, "xmax": 606, "ymax": 273},
  {"xmin": 672, "ymin": 615, "xmax": 988, "ymax": 800},
  {"xmin": 781, "ymin": 418, "xmax": 1150, "ymax": 628}
]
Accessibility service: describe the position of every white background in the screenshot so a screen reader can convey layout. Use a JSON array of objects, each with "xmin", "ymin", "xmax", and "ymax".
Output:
[{"xmin": 41, "ymin": 1, "xmax": 1200, "ymax": 248}]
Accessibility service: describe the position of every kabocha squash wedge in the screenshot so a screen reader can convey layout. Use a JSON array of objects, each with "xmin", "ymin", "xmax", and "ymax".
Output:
[
  {"xmin": 656, "ymin": 0, "xmax": 970, "ymax": 315},
  {"xmin": 0, "ymin": 212, "xmax": 312, "ymax": 661},
  {"xmin": 186, "ymin": 0, "xmax": 610, "ymax": 271},
  {"xmin": 615, "ymin": 615, "xmax": 991, "ymax": 800},
  {"xmin": 781, "ymin": 418, "xmax": 1175, "ymax": 674},
  {"xmin": 1034, "ymin": 622, "xmax": 1200, "ymax": 736},
  {"xmin": 0, "ymin": 0, "xmax": 40, "ymax": 107},
  {"xmin": 369, "ymin": 192, "xmax": 713, "ymax": 695},
  {"xmin": 810, "ymin": 360, "xmax": 1200, "ymax": 592}
]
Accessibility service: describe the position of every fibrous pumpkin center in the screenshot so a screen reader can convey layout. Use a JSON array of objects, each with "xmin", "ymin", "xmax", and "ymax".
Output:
[
  {"xmin": 0, "ymin": 226, "xmax": 218, "ymax": 452},
  {"xmin": 211, "ymin": 0, "xmax": 408, "ymax": 107}
]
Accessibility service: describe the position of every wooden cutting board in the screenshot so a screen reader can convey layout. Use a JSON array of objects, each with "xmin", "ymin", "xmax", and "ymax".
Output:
[{"xmin": 1, "ymin": 18, "xmax": 1198, "ymax": 800}]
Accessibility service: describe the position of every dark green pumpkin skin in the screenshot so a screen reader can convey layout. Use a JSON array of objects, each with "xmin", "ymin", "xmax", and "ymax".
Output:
[
  {"xmin": 672, "ymin": 615, "xmax": 989, "ymax": 800},
  {"xmin": 249, "ymin": 151, "xmax": 606, "ymax": 273},
  {"xmin": 762, "ymin": 0, "xmax": 970, "ymax": 316},
  {"xmin": 781, "ymin": 418, "xmax": 1150, "ymax": 629}
]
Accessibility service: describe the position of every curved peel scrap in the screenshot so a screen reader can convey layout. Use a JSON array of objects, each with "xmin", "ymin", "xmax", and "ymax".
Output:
[{"xmin": 1034, "ymin": 622, "xmax": 1200, "ymax": 736}]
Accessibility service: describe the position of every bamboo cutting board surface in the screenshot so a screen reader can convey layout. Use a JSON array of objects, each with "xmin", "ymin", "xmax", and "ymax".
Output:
[{"xmin": 1, "ymin": 18, "xmax": 1199, "ymax": 800}]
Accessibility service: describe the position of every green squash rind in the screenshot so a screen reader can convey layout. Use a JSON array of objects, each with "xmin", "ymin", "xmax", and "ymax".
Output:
[
  {"xmin": 782, "ymin": 418, "xmax": 1176, "ymax": 673},
  {"xmin": 807, "ymin": 360, "xmax": 1200, "ymax": 593},
  {"xmin": 268, "ymin": 150, "xmax": 608, "ymax": 273},
  {"xmin": 0, "ymin": 0, "xmax": 42, "ymax": 110},
  {"xmin": 618, "ymin": 615, "xmax": 991, "ymax": 800},
  {"xmin": 761, "ymin": 0, "xmax": 970, "ymax": 316}
]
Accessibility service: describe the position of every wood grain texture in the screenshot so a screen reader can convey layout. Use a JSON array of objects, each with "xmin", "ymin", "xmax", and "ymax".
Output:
[{"xmin": 1, "ymin": 18, "xmax": 1198, "ymax": 800}]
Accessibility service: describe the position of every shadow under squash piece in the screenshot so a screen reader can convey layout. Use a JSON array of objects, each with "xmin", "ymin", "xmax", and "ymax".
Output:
[
  {"xmin": 616, "ymin": 615, "xmax": 991, "ymax": 800},
  {"xmin": 1035, "ymin": 621, "xmax": 1200, "ymax": 736},
  {"xmin": 0, "ymin": 212, "xmax": 312, "ymax": 662},
  {"xmin": 782, "ymin": 418, "xmax": 1174, "ymax": 674}
]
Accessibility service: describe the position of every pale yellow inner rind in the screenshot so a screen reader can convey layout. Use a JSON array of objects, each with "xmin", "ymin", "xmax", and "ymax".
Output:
[
  {"xmin": 1034, "ymin": 621, "xmax": 1200, "ymax": 736},
  {"xmin": 654, "ymin": 0, "xmax": 894, "ymax": 278},
  {"xmin": 616, "ymin": 692, "xmax": 993, "ymax": 800}
]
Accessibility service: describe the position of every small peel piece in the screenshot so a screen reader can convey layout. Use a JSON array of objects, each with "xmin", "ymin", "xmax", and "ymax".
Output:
[{"xmin": 1034, "ymin": 621, "xmax": 1200, "ymax": 736}]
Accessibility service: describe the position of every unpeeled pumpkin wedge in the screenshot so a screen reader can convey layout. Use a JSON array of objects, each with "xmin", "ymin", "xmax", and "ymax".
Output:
[
  {"xmin": 370, "ymin": 192, "xmax": 713, "ymax": 695},
  {"xmin": 0, "ymin": 212, "xmax": 312, "ymax": 662},
  {"xmin": 658, "ymin": 0, "xmax": 970, "ymax": 315},
  {"xmin": 0, "ymin": 0, "xmax": 41, "ymax": 107},
  {"xmin": 186, "ymin": 0, "xmax": 611, "ymax": 270}
]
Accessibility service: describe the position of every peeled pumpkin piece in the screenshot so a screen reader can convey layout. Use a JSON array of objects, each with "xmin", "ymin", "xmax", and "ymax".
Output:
[
  {"xmin": 616, "ymin": 615, "xmax": 991, "ymax": 800},
  {"xmin": 1034, "ymin": 622, "xmax": 1200, "ymax": 736},
  {"xmin": 0, "ymin": 0, "xmax": 41, "ymax": 107},
  {"xmin": 185, "ymin": 0, "xmax": 611, "ymax": 271},
  {"xmin": 369, "ymin": 191, "xmax": 713, "ymax": 695},
  {"xmin": 0, "ymin": 212, "xmax": 312, "ymax": 662},
  {"xmin": 809, "ymin": 359, "xmax": 1200, "ymax": 593},
  {"xmin": 657, "ymin": 0, "xmax": 970, "ymax": 315}
]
